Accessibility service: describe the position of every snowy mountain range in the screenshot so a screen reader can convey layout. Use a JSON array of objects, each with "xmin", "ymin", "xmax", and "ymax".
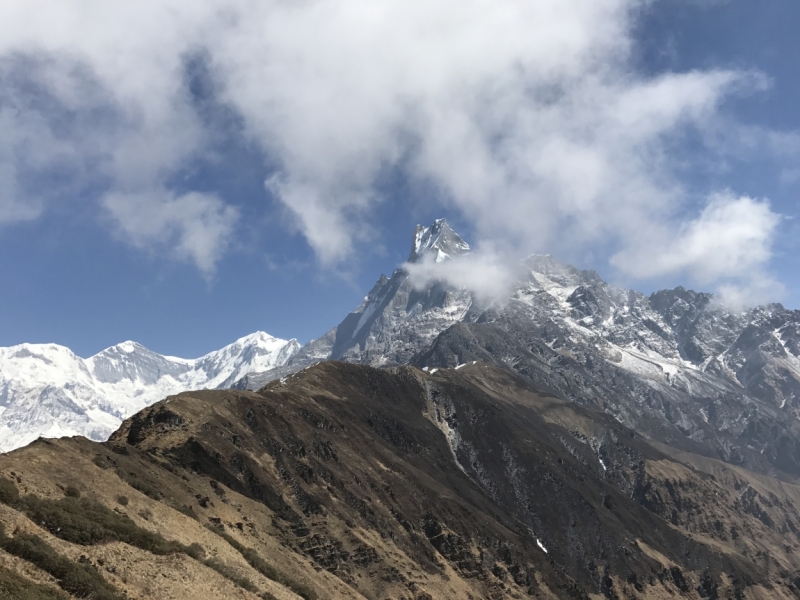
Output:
[
  {"xmin": 0, "ymin": 332, "xmax": 298, "ymax": 451},
  {"xmin": 413, "ymin": 253, "xmax": 800, "ymax": 479},
  {"xmin": 3, "ymin": 218, "xmax": 800, "ymax": 483}
]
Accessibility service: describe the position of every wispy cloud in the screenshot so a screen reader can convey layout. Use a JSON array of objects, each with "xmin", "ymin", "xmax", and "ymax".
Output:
[
  {"xmin": 103, "ymin": 190, "xmax": 239, "ymax": 275},
  {"xmin": 612, "ymin": 192, "xmax": 783, "ymax": 304},
  {"xmin": 0, "ymin": 0, "xmax": 791, "ymax": 297}
]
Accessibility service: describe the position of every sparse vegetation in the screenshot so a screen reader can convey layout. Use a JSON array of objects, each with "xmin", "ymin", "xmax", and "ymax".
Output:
[
  {"xmin": 0, "ymin": 477, "xmax": 254, "ymax": 597},
  {"xmin": 203, "ymin": 557, "xmax": 258, "ymax": 593},
  {"xmin": 174, "ymin": 503, "xmax": 198, "ymax": 520},
  {"xmin": 208, "ymin": 526, "xmax": 318, "ymax": 600},
  {"xmin": 0, "ymin": 563, "xmax": 69, "ymax": 600},
  {"xmin": 184, "ymin": 542, "xmax": 205, "ymax": 560},
  {"xmin": 0, "ymin": 524, "xmax": 122, "ymax": 600},
  {"xmin": 18, "ymin": 494, "xmax": 185, "ymax": 555},
  {"xmin": 114, "ymin": 469, "xmax": 161, "ymax": 499},
  {"xmin": 93, "ymin": 455, "xmax": 114, "ymax": 470}
]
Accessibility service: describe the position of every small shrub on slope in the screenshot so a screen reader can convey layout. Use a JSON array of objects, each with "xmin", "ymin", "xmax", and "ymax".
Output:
[
  {"xmin": 203, "ymin": 557, "xmax": 258, "ymax": 593},
  {"xmin": 0, "ymin": 563, "xmax": 69, "ymax": 600},
  {"xmin": 0, "ymin": 524, "xmax": 121, "ymax": 600},
  {"xmin": 0, "ymin": 478, "xmax": 19, "ymax": 506}
]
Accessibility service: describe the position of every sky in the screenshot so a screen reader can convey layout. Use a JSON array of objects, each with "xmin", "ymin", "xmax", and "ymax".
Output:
[{"xmin": 0, "ymin": 0, "xmax": 799, "ymax": 358}]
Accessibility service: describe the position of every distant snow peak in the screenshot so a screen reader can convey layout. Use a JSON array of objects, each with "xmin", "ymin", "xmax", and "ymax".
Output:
[
  {"xmin": 408, "ymin": 218, "xmax": 470, "ymax": 264},
  {"xmin": 0, "ymin": 331, "xmax": 299, "ymax": 453},
  {"xmin": 117, "ymin": 341, "xmax": 138, "ymax": 353}
]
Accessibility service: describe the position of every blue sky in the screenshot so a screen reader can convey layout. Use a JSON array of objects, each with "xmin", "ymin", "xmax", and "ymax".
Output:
[{"xmin": 0, "ymin": 0, "xmax": 798, "ymax": 358}]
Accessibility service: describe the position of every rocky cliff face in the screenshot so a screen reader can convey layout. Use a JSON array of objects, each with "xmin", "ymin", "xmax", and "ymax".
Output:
[
  {"xmin": 236, "ymin": 219, "xmax": 476, "ymax": 390},
  {"xmin": 2, "ymin": 361, "xmax": 799, "ymax": 599},
  {"xmin": 415, "ymin": 255, "xmax": 800, "ymax": 481}
]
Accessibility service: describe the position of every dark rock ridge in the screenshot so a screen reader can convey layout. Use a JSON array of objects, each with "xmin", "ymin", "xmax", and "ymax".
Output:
[
  {"xmin": 238, "ymin": 221, "xmax": 800, "ymax": 484},
  {"xmin": 3, "ymin": 361, "xmax": 800, "ymax": 598}
]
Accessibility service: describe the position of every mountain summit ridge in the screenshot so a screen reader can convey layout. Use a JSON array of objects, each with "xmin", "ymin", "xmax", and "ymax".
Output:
[{"xmin": 408, "ymin": 218, "xmax": 470, "ymax": 263}]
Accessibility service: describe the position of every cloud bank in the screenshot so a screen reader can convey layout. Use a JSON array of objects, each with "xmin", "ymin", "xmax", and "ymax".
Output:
[{"xmin": 0, "ymin": 0, "xmax": 788, "ymax": 299}]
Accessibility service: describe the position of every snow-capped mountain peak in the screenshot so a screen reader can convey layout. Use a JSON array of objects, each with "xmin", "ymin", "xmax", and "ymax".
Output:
[
  {"xmin": 116, "ymin": 341, "xmax": 142, "ymax": 353},
  {"xmin": 193, "ymin": 331, "xmax": 301, "ymax": 387},
  {"xmin": 246, "ymin": 219, "xmax": 477, "ymax": 381},
  {"xmin": 408, "ymin": 218, "xmax": 470, "ymax": 263}
]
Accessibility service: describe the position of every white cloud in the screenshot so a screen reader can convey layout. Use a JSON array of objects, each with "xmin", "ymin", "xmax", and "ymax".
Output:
[
  {"xmin": 405, "ymin": 250, "xmax": 521, "ymax": 306},
  {"xmin": 0, "ymin": 0, "xmax": 789, "ymax": 295},
  {"xmin": 613, "ymin": 192, "xmax": 780, "ymax": 282},
  {"xmin": 0, "ymin": 159, "xmax": 39, "ymax": 224},
  {"xmin": 716, "ymin": 276, "xmax": 785, "ymax": 310},
  {"xmin": 0, "ymin": 3, "xmax": 209, "ymax": 263},
  {"xmin": 612, "ymin": 192, "xmax": 782, "ymax": 304},
  {"xmin": 103, "ymin": 190, "xmax": 239, "ymax": 275},
  {"xmin": 0, "ymin": 56, "xmax": 99, "ymax": 225}
]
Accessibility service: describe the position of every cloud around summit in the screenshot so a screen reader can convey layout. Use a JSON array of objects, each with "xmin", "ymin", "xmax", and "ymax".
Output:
[{"xmin": 0, "ymin": 0, "xmax": 792, "ymax": 301}]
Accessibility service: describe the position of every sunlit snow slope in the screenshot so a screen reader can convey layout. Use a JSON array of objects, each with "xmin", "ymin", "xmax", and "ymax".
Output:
[{"xmin": 0, "ymin": 332, "xmax": 299, "ymax": 452}]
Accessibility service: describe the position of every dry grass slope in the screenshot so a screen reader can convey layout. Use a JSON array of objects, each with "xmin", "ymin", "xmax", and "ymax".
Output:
[{"xmin": 0, "ymin": 361, "xmax": 798, "ymax": 599}]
